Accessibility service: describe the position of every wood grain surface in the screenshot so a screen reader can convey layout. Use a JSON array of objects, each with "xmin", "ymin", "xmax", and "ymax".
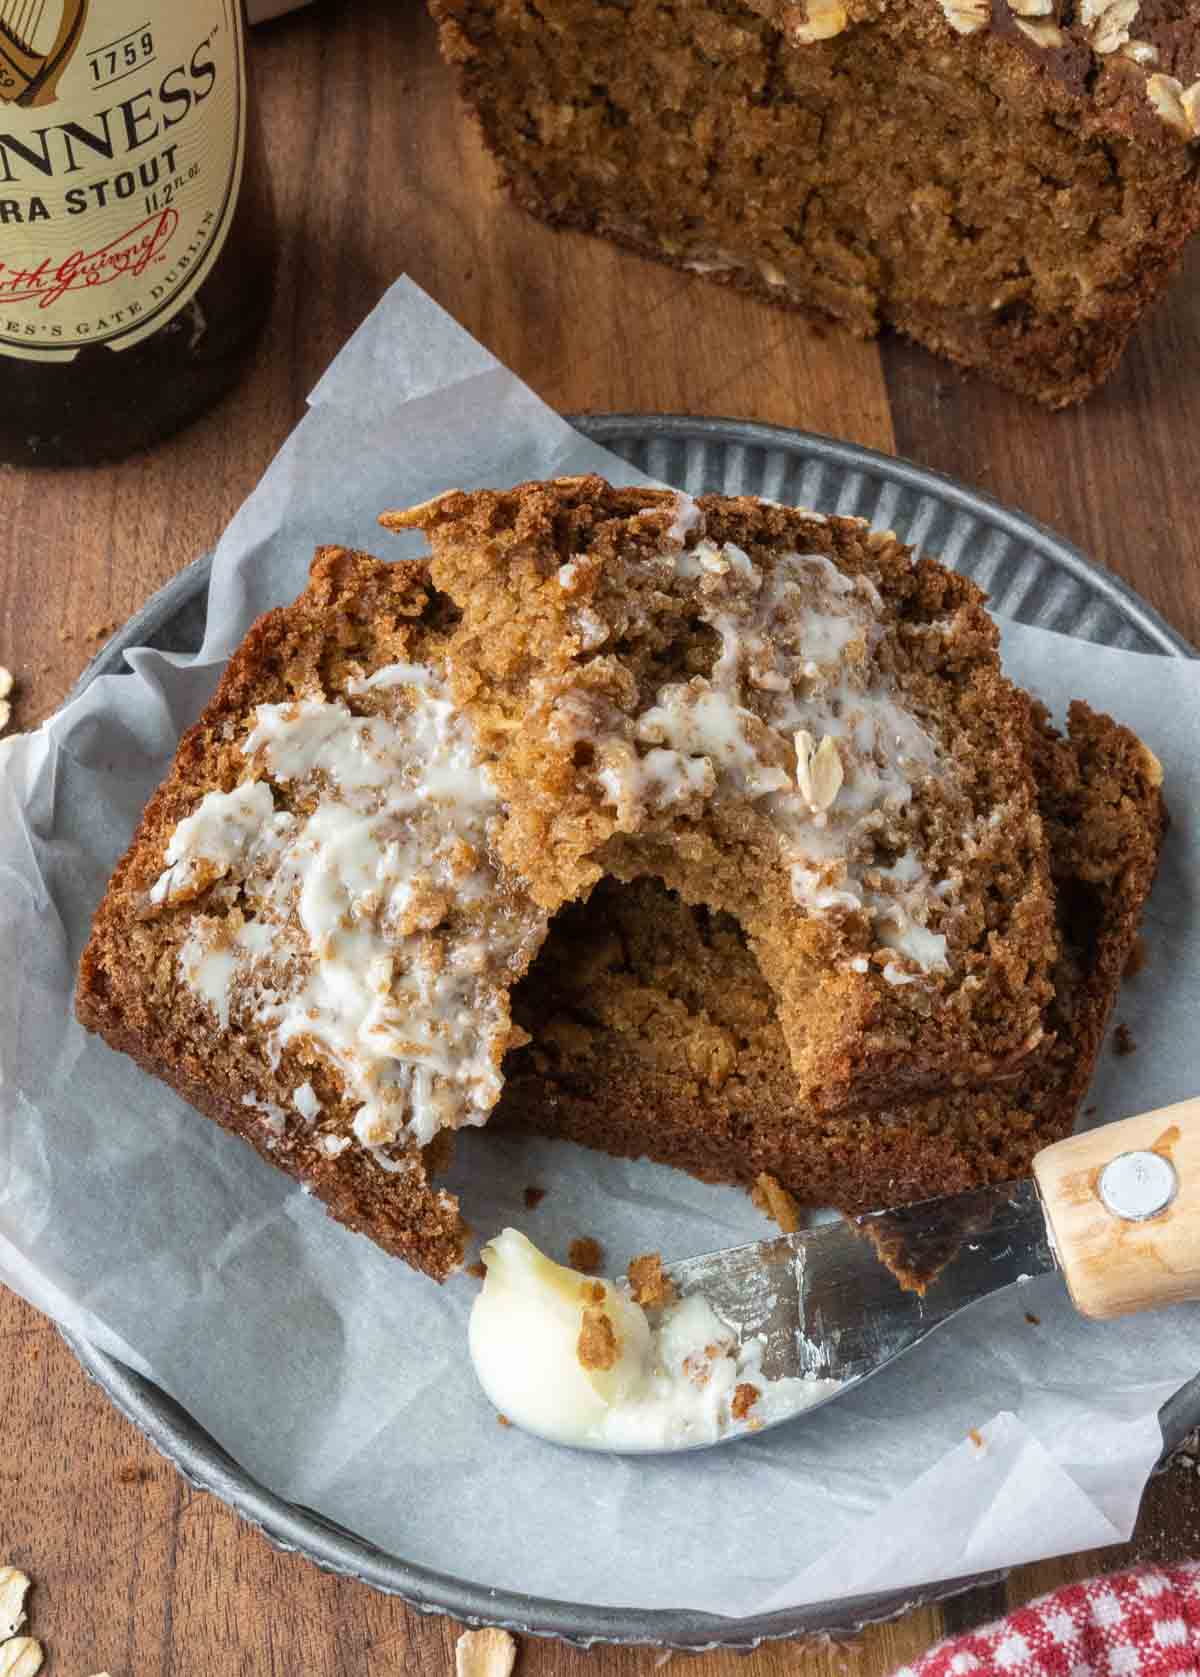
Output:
[{"xmin": 1, "ymin": 1, "xmax": 1198, "ymax": 1672}]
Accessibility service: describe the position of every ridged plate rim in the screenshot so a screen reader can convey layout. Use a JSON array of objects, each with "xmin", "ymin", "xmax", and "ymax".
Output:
[{"xmin": 59, "ymin": 412, "xmax": 1198, "ymax": 1651}]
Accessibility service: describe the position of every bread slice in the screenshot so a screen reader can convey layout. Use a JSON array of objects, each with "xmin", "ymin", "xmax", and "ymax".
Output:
[
  {"xmin": 388, "ymin": 477, "xmax": 1059, "ymax": 1117},
  {"xmin": 495, "ymin": 701, "xmax": 1166, "ymax": 1215},
  {"xmin": 76, "ymin": 548, "xmax": 537, "ymax": 1280},
  {"xmin": 430, "ymin": 0, "xmax": 1200, "ymax": 405}
]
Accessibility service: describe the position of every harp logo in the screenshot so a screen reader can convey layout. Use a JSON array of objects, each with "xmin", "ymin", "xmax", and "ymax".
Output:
[{"xmin": 0, "ymin": 0, "xmax": 89, "ymax": 109}]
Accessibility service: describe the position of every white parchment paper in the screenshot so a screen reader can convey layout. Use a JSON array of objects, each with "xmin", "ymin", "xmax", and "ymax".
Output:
[{"xmin": 1, "ymin": 277, "xmax": 1198, "ymax": 1620}]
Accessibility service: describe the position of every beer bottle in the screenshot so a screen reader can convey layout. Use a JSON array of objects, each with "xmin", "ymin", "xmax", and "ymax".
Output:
[{"xmin": 0, "ymin": 1, "xmax": 272, "ymax": 466}]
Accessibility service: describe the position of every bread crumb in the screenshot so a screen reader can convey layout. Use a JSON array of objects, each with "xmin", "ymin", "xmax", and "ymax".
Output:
[
  {"xmin": 467, "ymin": 1260, "xmax": 487, "ymax": 1280},
  {"xmin": 731, "ymin": 1382, "xmax": 760, "ymax": 1420},
  {"xmin": 967, "ymin": 1427, "xmax": 985, "ymax": 1450},
  {"xmin": 568, "ymin": 1236, "xmax": 604, "ymax": 1273},
  {"xmin": 752, "ymin": 1172, "xmax": 801, "ymax": 1235},
  {"xmin": 496, "ymin": 1413, "xmax": 511, "ymax": 1427},
  {"xmin": 1025, "ymin": 1311, "xmax": 1040, "ymax": 1326},
  {"xmin": 523, "ymin": 1185, "xmax": 547, "ymax": 1210},
  {"xmin": 116, "ymin": 1460, "xmax": 154, "ymax": 1484},
  {"xmin": 682, "ymin": 1355, "xmax": 706, "ymax": 1387},
  {"xmin": 627, "ymin": 1252, "xmax": 677, "ymax": 1309},
  {"xmin": 455, "ymin": 1626, "xmax": 517, "ymax": 1677},
  {"xmin": 577, "ymin": 1305, "xmax": 619, "ymax": 1370},
  {"xmin": 1124, "ymin": 936, "xmax": 1147, "ymax": 979},
  {"xmin": 1114, "ymin": 1022, "xmax": 1137, "ymax": 1057},
  {"xmin": 85, "ymin": 621, "xmax": 117, "ymax": 643}
]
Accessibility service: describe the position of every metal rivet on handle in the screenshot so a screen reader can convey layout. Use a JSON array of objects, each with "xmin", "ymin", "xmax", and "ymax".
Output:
[{"xmin": 1098, "ymin": 1151, "xmax": 1178, "ymax": 1223}]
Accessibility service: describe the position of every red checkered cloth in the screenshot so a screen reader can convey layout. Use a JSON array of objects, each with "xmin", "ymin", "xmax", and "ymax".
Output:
[{"xmin": 895, "ymin": 1566, "xmax": 1200, "ymax": 1677}]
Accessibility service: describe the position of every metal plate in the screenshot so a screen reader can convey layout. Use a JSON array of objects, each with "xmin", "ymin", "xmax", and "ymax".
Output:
[{"xmin": 60, "ymin": 414, "xmax": 1199, "ymax": 1650}]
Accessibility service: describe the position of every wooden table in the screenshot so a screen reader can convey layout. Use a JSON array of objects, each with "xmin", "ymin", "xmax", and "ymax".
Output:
[{"xmin": 2, "ymin": 0, "xmax": 1198, "ymax": 1670}]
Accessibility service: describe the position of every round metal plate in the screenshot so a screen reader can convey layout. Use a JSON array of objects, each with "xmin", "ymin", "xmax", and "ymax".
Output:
[{"xmin": 61, "ymin": 414, "xmax": 1199, "ymax": 1650}]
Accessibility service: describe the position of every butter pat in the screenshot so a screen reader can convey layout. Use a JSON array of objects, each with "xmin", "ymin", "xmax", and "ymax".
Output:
[
  {"xmin": 469, "ymin": 1229, "xmax": 841, "ymax": 1451},
  {"xmin": 469, "ymin": 1230, "xmax": 652, "ymax": 1445}
]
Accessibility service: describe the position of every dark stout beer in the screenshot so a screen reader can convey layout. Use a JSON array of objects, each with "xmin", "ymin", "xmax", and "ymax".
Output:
[{"xmin": 0, "ymin": 0, "xmax": 271, "ymax": 465}]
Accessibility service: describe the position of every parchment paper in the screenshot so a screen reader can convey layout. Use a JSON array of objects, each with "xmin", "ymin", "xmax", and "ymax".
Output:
[{"xmin": 1, "ymin": 277, "xmax": 1198, "ymax": 1619}]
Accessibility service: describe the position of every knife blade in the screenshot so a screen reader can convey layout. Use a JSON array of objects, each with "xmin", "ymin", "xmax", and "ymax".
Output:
[{"xmin": 660, "ymin": 1178, "xmax": 1057, "ymax": 1392}]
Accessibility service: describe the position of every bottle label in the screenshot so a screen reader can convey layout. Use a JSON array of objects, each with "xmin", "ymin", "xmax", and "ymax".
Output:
[{"xmin": 0, "ymin": 1, "xmax": 247, "ymax": 362}]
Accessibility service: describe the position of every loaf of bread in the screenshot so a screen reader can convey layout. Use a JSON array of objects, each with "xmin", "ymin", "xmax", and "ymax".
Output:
[
  {"xmin": 430, "ymin": 0, "xmax": 1200, "ymax": 405},
  {"xmin": 75, "ymin": 478, "xmax": 1164, "ymax": 1277}
]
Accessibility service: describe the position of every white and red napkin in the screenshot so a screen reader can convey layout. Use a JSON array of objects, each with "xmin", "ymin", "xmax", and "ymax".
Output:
[{"xmin": 895, "ymin": 1565, "xmax": 1200, "ymax": 1677}]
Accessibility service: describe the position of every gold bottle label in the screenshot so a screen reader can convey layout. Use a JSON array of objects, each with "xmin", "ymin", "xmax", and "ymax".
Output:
[{"xmin": 0, "ymin": 0, "xmax": 246, "ymax": 362}]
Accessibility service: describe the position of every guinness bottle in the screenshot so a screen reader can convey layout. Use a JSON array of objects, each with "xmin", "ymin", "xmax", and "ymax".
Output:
[{"xmin": 0, "ymin": 1, "xmax": 272, "ymax": 466}]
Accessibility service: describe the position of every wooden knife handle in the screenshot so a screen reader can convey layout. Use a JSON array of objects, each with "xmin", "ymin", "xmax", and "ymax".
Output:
[{"xmin": 1032, "ymin": 1097, "xmax": 1200, "ymax": 1320}]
